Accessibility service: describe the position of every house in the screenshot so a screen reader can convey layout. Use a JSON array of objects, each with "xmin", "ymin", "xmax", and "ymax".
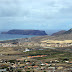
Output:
[
  {"xmin": 40, "ymin": 67, "xmax": 46, "ymax": 70},
  {"xmin": 23, "ymin": 48, "xmax": 30, "ymax": 52},
  {"xmin": 33, "ymin": 66, "xmax": 39, "ymax": 69},
  {"xmin": 69, "ymin": 61, "xmax": 72, "ymax": 64},
  {"xmin": 41, "ymin": 63, "xmax": 45, "ymax": 66},
  {"xmin": 27, "ymin": 56, "xmax": 32, "ymax": 58},
  {"xmin": 26, "ymin": 62, "xmax": 30, "ymax": 64},
  {"xmin": 45, "ymin": 63, "xmax": 51, "ymax": 66},
  {"xmin": 65, "ymin": 61, "xmax": 69, "ymax": 63}
]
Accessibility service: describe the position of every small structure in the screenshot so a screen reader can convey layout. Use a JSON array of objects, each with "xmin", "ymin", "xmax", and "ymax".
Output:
[
  {"xmin": 41, "ymin": 63, "xmax": 45, "ymax": 66},
  {"xmin": 23, "ymin": 48, "xmax": 30, "ymax": 52}
]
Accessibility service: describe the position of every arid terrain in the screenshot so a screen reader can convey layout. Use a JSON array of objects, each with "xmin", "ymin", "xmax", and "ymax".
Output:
[{"xmin": 0, "ymin": 29, "xmax": 72, "ymax": 71}]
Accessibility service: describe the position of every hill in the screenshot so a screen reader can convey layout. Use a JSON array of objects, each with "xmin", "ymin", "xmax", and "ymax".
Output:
[
  {"xmin": 1, "ymin": 29, "xmax": 47, "ymax": 35},
  {"xmin": 63, "ymin": 28, "xmax": 72, "ymax": 34},
  {"xmin": 51, "ymin": 30, "xmax": 66, "ymax": 36},
  {"xmin": 52, "ymin": 28, "xmax": 72, "ymax": 36}
]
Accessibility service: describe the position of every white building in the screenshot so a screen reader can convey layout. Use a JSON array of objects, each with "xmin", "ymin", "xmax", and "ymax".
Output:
[{"xmin": 23, "ymin": 48, "xmax": 30, "ymax": 52}]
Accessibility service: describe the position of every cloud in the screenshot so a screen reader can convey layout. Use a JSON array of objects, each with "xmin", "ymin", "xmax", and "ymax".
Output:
[
  {"xmin": 0, "ymin": 0, "xmax": 72, "ymax": 30},
  {"xmin": 0, "ymin": 0, "xmax": 72, "ymax": 18}
]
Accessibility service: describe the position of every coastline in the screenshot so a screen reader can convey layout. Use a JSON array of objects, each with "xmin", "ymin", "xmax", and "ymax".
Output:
[{"xmin": 0, "ymin": 34, "xmax": 38, "ymax": 41}]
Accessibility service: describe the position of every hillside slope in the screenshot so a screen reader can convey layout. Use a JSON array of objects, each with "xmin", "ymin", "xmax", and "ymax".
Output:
[{"xmin": 52, "ymin": 30, "xmax": 66, "ymax": 36}]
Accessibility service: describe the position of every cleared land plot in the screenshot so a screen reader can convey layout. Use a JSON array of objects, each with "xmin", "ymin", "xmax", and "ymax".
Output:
[{"xmin": 41, "ymin": 40, "xmax": 72, "ymax": 44}]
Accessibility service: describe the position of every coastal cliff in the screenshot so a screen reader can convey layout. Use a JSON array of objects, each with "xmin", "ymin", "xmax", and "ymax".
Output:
[{"xmin": 1, "ymin": 29, "xmax": 47, "ymax": 35}]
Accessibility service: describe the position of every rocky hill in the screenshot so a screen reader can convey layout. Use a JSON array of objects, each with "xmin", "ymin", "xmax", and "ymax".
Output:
[
  {"xmin": 63, "ymin": 28, "xmax": 72, "ymax": 34},
  {"xmin": 51, "ymin": 30, "xmax": 66, "ymax": 36},
  {"xmin": 1, "ymin": 29, "xmax": 47, "ymax": 35},
  {"xmin": 52, "ymin": 28, "xmax": 72, "ymax": 36}
]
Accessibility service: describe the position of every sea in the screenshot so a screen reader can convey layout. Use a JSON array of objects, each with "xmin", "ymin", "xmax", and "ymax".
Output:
[
  {"xmin": 0, "ymin": 34, "xmax": 38, "ymax": 41},
  {"xmin": 0, "ymin": 29, "xmax": 60, "ymax": 41}
]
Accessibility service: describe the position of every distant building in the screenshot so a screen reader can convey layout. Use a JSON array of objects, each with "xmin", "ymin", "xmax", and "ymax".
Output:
[{"xmin": 23, "ymin": 48, "xmax": 30, "ymax": 52}]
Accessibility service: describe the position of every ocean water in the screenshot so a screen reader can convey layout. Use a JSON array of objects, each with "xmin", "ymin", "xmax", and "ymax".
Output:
[
  {"xmin": 0, "ymin": 34, "xmax": 38, "ymax": 41},
  {"xmin": 0, "ymin": 29, "xmax": 59, "ymax": 41}
]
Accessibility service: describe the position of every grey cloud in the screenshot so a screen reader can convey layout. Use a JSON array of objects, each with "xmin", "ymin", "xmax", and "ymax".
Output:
[{"xmin": 0, "ymin": 0, "xmax": 72, "ymax": 20}]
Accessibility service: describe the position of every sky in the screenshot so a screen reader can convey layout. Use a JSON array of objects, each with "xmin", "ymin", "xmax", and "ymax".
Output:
[{"xmin": 0, "ymin": 0, "xmax": 72, "ymax": 31}]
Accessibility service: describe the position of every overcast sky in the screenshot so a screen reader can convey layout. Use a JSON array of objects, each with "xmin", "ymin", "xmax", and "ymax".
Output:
[{"xmin": 0, "ymin": 0, "xmax": 72, "ymax": 30}]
